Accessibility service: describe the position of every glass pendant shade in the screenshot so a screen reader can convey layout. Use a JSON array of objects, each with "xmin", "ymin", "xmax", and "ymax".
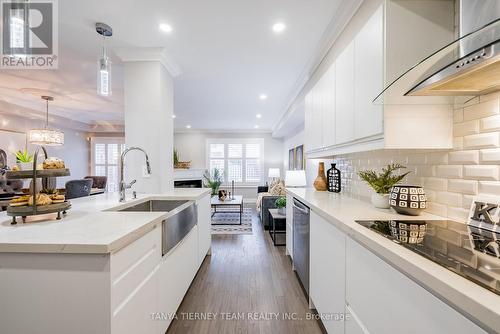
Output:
[
  {"xmin": 29, "ymin": 96, "xmax": 64, "ymax": 146},
  {"xmin": 97, "ymin": 51, "xmax": 112, "ymax": 96},
  {"xmin": 95, "ymin": 23, "xmax": 113, "ymax": 97}
]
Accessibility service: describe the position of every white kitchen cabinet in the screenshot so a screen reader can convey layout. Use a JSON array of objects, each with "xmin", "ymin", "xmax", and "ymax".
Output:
[
  {"xmin": 305, "ymin": 1, "xmax": 455, "ymax": 157},
  {"xmin": 322, "ymin": 64, "xmax": 336, "ymax": 148},
  {"xmin": 286, "ymin": 193, "xmax": 294, "ymax": 258},
  {"xmin": 305, "ymin": 80, "xmax": 324, "ymax": 152},
  {"xmin": 310, "ymin": 211, "xmax": 346, "ymax": 334},
  {"xmin": 354, "ymin": 4, "xmax": 384, "ymax": 140},
  {"xmin": 197, "ymin": 194, "xmax": 211, "ymax": 265},
  {"xmin": 335, "ymin": 41, "xmax": 355, "ymax": 145},
  {"xmin": 345, "ymin": 304, "xmax": 369, "ymax": 334},
  {"xmin": 345, "ymin": 238, "xmax": 485, "ymax": 334},
  {"xmin": 157, "ymin": 225, "xmax": 199, "ymax": 333},
  {"xmin": 111, "ymin": 227, "xmax": 162, "ymax": 334}
]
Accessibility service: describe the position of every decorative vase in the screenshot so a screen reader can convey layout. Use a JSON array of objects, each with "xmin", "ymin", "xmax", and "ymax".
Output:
[
  {"xmin": 278, "ymin": 207, "xmax": 286, "ymax": 215},
  {"xmin": 327, "ymin": 163, "xmax": 341, "ymax": 193},
  {"xmin": 390, "ymin": 185, "xmax": 427, "ymax": 216},
  {"xmin": 371, "ymin": 193, "xmax": 390, "ymax": 209},
  {"xmin": 313, "ymin": 162, "xmax": 328, "ymax": 191},
  {"xmin": 18, "ymin": 162, "xmax": 33, "ymax": 171}
]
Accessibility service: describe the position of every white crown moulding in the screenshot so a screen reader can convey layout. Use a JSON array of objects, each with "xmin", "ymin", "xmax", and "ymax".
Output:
[{"xmin": 113, "ymin": 47, "xmax": 182, "ymax": 77}]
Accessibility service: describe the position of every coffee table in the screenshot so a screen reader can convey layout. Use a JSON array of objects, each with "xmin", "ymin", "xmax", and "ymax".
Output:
[{"xmin": 211, "ymin": 195, "xmax": 243, "ymax": 225}]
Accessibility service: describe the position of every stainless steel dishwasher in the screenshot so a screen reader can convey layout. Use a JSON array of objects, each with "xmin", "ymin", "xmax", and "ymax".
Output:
[{"xmin": 293, "ymin": 198, "xmax": 310, "ymax": 297}]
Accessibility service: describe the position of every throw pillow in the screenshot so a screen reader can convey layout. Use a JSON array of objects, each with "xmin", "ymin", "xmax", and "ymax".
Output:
[{"xmin": 270, "ymin": 180, "xmax": 286, "ymax": 196}]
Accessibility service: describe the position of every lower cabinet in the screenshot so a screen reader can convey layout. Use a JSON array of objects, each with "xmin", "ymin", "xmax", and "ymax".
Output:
[
  {"xmin": 111, "ymin": 227, "xmax": 162, "ymax": 334},
  {"xmin": 310, "ymin": 211, "xmax": 346, "ymax": 334},
  {"xmin": 345, "ymin": 304, "xmax": 368, "ymax": 334},
  {"xmin": 345, "ymin": 238, "xmax": 485, "ymax": 334},
  {"xmin": 307, "ymin": 208, "xmax": 486, "ymax": 334},
  {"xmin": 157, "ymin": 225, "xmax": 199, "ymax": 333},
  {"xmin": 197, "ymin": 194, "xmax": 211, "ymax": 265}
]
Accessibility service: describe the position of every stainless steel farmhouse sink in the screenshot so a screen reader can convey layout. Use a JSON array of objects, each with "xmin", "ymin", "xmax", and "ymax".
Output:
[
  {"xmin": 117, "ymin": 200, "xmax": 189, "ymax": 212},
  {"xmin": 117, "ymin": 199, "xmax": 197, "ymax": 256}
]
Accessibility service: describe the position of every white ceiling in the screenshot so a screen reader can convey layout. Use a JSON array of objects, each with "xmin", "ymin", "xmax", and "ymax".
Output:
[{"xmin": 0, "ymin": 0, "xmax": 345, "ymax": 134}]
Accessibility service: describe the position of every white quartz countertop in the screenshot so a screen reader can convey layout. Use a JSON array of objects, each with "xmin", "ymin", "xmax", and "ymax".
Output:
[
  {"xmin": 0, "ymin": 188, "xmax": 211, "ymax": 254},
  {"xmin": 287, "ymin": 188, "xmax": 500, "ymax": 333}
]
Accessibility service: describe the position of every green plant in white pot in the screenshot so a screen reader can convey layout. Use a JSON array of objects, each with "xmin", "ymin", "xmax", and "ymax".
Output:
[
  {"xmin": 358, "ymin": 163, "xmax": 410, "ymax": 209},
  {"xmin": 15, "ymin": 149, "xmax": 34, "ymax": 171},
  {"xmin": 203, "ymin": 168, "xmax": 224, "ymax": 196},
  {"xmin": 275, "ymin": 196, "xmax": 286, "ymax": 215}
]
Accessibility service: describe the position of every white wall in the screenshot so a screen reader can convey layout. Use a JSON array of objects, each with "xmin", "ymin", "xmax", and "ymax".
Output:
[
  {"xmin": 124, "ymin": 61, "xmax": 174, "ymax": 193},
  {"xmin": 0, "ymin": 112, "xmax": 90, "ymax": 188},
  {"xmin": 282, "ymin": 127, "xmax": 321, "ymax": 186},
  {"xmin": 174, "ymin": 131, "xmax": 284, "ymax": 201}
]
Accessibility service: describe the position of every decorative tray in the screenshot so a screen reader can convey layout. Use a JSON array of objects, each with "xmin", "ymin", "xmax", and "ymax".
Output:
[
  {"xmin": 7, "ymin": 201, "xmax": 71, "ymax": 224},
  {"xmin": 6, "ymin": 168, "xmax": 70, "ymax": 179}
]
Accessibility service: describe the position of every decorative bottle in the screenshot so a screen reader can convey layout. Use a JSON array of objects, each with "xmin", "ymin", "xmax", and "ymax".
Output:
[{"xmin": 327, "ymin": 163, "xmax": 341, "ymax": 193}]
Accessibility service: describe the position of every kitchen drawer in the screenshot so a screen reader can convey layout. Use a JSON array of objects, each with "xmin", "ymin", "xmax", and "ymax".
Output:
[
  {"xmin": 110, "ymin": 227, "xmax": 161, "ymax": 282},
  {"xmin": 110, "ymin": 227, "xmax": 161, "ymax": 312}
]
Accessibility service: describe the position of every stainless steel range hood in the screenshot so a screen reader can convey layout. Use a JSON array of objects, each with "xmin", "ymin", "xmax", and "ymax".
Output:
[
  {"xmin": 374, "ymin": 1, "xmax": 500, "ymax": 105},
  {"xmin": 406, "ymin": 27, "xmax": 500, "ymax": 97}
]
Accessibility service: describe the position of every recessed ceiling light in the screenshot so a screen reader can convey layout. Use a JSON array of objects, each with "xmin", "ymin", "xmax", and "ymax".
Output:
[
  {"xmin": 256, "ymin": 114, "xmax": 262, "ymax": 118},
  {"xmin": 254, "ymin": 125, "xmax": 259, "ymax": 129},
  {"xmin": 259, "ymin": 94, "xmax": 268, "ymax": 100},
  {"xmin": 159, "ymin": 23, "xmax": 173, "ymax": 33},
  {"xmin": 172, "ymin": 114, "xmax": 176, "ymax": 119},
  {"xmin": 272, "ymin": 22, "xmax": 286, "ymax": 33},
  {"xmin": 186, "ymin": 125, "xmax": 191, "ymax": 129}
]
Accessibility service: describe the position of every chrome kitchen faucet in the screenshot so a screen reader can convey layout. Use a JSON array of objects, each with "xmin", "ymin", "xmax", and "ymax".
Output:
[{"xmin": 119, "ymin": 147, "xmax": 151, "ymax": 202}]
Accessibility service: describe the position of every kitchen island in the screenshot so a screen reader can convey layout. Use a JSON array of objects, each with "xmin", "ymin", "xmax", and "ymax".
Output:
[
  {"xmin": 286, "ymin": 188, "xmax": 500, "ymax": 334},
  {"xmin": 0, "ymin": 188, "xmax": 211, "ymax": 334}
]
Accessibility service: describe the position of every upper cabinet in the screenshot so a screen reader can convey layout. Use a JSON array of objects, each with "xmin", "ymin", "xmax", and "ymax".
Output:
[
  {"xmin": 354, "ymin": 5, "xmax": 384, "ymax": 140},
  {"xmin": 305, "ymin": 0, "xmax": 455, "ymax": 157},
  {"xmin": 335, "ymin": 41, "xmax": 355, "ymax": 146}
]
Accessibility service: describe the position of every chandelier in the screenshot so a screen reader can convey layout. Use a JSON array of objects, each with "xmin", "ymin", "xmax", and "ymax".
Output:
[{"xmin": 28, "ymin": 96, "xmax": 64, "ymax": 146}]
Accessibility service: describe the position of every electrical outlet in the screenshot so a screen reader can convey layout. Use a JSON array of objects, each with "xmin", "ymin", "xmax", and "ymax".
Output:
[{"xmin": 142, "ymin": 165, "xmax": 151, "ymax": 178}]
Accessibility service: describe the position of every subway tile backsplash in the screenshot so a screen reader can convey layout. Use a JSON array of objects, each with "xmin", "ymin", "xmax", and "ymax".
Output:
[{"xmin": 331, "ymin": 95, "xmax": 500, "ymax": 223}]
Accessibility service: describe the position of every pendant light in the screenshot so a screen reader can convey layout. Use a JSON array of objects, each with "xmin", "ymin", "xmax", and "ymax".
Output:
[
  {"xmin": 29, "ymin": 96, "xmax": 64, "ymax": 146},
  {"xmin": 96, "ymin": 22, "xmax": 113, "ymax": 96}
]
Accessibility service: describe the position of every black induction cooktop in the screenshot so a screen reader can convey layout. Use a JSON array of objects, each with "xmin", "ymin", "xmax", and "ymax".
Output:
[{"xmin": 355, "ymin": 220, "xmax": 500, "ymax": 296}]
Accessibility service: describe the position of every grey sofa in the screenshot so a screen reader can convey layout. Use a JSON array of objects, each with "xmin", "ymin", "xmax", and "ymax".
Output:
[{"xmin": 260, "ymin": 196, "xmax": 280, "ymax": 230}]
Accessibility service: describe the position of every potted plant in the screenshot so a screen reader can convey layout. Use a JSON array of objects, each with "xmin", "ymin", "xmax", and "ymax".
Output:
[
  {"xmin": 275, "ymin": 196, "xmax": 286, "ymax": 215},
  {"xmin": 15, "ymin": 149, "xmax": 34, "ymax": 171},
  {"xmin": 173, "ymin": 149, "xmax": 191, "ymax": 169},
  {"xmin": 173, "ymin": 149, "xmax": 180, "ymax": 167},
  {"xmin": 358, "ymin": 163, "xmax": 410, "ymax": 209},
  {"xmin": 203, "ymin": 168, "xmax": 224, "ymax": 196}
]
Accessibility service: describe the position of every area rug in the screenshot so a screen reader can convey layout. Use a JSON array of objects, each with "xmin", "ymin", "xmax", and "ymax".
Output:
[{"xmin": 211, "ymin": 207, "xmax": 253, "ymax": 235}]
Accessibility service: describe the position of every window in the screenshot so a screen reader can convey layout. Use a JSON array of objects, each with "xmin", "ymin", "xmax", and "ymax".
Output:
[
  {"xmin": 91, "ymin": 137, "xmax": 125, "ymax": 192},
  {"xmin": 207, "ymin": 139, "xmax": 264, "ymax": 184}
]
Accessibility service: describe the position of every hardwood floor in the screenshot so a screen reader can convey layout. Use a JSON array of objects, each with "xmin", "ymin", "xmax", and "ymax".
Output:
[{"xmin": 167, "ymin": 207, "xmax": 323, "ymax": 334}]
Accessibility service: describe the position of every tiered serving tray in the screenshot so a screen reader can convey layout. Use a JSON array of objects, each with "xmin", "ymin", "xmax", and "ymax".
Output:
[{"xmin": 5, "ymin": 146, "xmax": 71, "ymax": 224}]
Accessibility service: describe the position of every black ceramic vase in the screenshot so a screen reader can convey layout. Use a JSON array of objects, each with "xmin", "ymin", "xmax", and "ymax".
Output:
[{"xmin": 327, "ymin": 163, "xmax": 341, "ymax": 193}]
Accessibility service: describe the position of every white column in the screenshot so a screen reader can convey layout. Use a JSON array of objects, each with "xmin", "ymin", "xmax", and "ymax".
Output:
[{"xmin": 115, "ymin": 48, "xmax": 181, "ymax": 193}]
